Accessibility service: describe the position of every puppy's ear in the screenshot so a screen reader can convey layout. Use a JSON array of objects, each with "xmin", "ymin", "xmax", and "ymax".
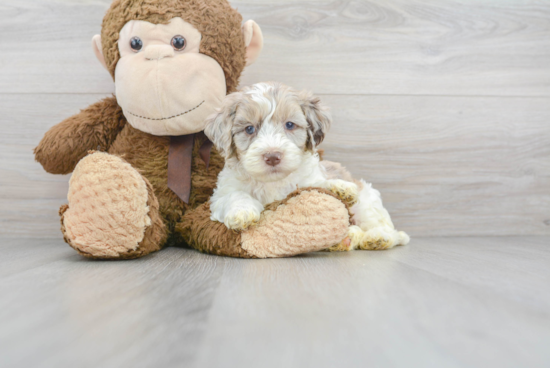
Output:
[
  {"xmin": 298, "ymin": 90, "xmax": 332, "ymax": 151},
  {"xmin": 204, "ymin": 92, "xmax": 242, "ymax": 158}
]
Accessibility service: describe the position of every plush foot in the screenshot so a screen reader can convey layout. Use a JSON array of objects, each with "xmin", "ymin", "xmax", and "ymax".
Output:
[
  {"xmin": 224, "ymin": 206, "xmax": 261, "ymax": 231},
  {"xmin": 326, "ymin": 179, "xmax": 359, "ymax": 207},
  {"xmin": 346, "ymin": 225, "xmax": 410, "ymax": 250},
  {"xmin": 177, "ymin": 188, "xmax": 351, "ymax": 259},
  {"xmin": 61, "ymin": 152, "xmax": 166, "ymax": 259},
  {"xmin": 240, "ymin": 189, "xmax": 351, "ymax": 258}
]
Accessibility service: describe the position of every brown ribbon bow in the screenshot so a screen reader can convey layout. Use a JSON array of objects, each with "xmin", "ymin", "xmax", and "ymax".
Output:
[{"xmin": 167, "ymin": 132, "xmax": 213, "ymax": 203}]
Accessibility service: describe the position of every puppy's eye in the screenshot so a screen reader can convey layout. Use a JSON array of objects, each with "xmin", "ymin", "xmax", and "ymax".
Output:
[
  {"xmin": 130, "ymin": 37, "xmax": 143, "ymax": 52},
  {"xmin": 245, "ymin": 126, "xmax": 256, "ymax": 135},
  {"xmin": 285, "ymin": 122, "xmax": 295, "ymax": 130},
  {"xmin": 171, "ymin": 35, "xmax": 186, "ymax": 51}
]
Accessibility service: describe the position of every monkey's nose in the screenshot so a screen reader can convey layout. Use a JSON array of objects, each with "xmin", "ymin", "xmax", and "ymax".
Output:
[
  {"xmin": 263, "ymin": 152, "xmax": 282, "ymax": 167},
  {"xmin": 144, "ymin": 45, "xmax": 175, "ymax": 61}
]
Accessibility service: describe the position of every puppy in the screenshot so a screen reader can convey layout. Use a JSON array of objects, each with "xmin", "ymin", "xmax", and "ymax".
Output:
[{"xmin": 205, "ymin": 82, "xmax": 409, "ymax": 250}]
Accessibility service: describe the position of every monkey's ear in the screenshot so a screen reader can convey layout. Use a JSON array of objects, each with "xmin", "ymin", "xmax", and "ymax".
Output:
[
  {"xmin": 92, "ymin": 35, "xmax": 108, "ymax": 71},
  {"xmin": 299, "ymin": 90, "xmax": 332, "ymax": 151},
  {"xmin": 204, "ymin": 92, "xmax": 243, "ymax": 158},
  {"xmin": 242, "ymin": 20, "xmax": 263, "ymax": 66}
]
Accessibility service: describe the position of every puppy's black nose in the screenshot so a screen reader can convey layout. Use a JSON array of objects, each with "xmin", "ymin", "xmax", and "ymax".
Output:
[{"xmin": 263, "ymin": 152, "xmax": 282, "ymax": 167}]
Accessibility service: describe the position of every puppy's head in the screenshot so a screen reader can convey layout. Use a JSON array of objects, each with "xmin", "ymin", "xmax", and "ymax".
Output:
[{"xmin": 205, "ymin": 82, "xmax": 331, "ymax": 182}]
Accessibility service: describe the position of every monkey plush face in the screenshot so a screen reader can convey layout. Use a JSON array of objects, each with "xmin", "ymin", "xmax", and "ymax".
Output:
[
  {"xmin": 92, "ymin": 0, "xmax": 262, "ymax": 136},
  {"xmin": 114, "ymin": 17, "xmax": 226, "ymax": 136}
]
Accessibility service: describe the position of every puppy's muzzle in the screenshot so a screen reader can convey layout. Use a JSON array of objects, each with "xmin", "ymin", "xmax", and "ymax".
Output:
[{"xmin": 263, "ymin": 152, "xmax": 282, "ymax": 167}]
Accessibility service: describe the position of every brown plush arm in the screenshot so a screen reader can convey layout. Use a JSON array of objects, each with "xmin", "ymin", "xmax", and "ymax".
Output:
[
  {"xmin": 176, "ymin": 187, "xmax": 351, "ymax": 258},
  {"xmin": 175, "ymin": 141, "xmax": 351, "ymax": 258},
  {"xmin": 34, "ymin": 96, "xmax": 125, "ymax": 174}
]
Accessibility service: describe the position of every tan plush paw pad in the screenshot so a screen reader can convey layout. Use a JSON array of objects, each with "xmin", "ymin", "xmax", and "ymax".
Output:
[
  {"xmin": 241, "ymin": 190, "xmax": 350, "ymax": 258},
  {"xmin": 63, "ymin": 152, "xmax": 151, "ymax": 258}
]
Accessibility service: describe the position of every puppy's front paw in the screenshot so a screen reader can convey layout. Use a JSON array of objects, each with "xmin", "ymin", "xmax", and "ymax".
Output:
[
  {"xmin": 327, "ymin": 179, "xmax": 359, "ymax": 206},
  {"xmin": 224, "ymin": 206, "xmax": 261, "ymax": 231}
]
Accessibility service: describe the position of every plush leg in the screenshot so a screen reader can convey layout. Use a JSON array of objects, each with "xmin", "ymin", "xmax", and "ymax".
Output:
[
  {"xmin": 60, "ymin": 152, "xmax": 167, "ymax": 259},
  {"xmin": 176, "ymin": 188, "xmax": 351, "ymax": 258}
]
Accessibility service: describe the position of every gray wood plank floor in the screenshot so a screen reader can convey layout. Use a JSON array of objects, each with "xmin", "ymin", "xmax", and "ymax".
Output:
[{"xmin": 1, "ymin": 237, "xmax": 549, "ymax": 368}]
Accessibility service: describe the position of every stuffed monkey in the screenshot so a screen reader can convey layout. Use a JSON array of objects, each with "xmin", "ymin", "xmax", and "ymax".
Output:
[{"xmin": 34, "ymin": 0, "xmax": 352, "ymax": 259}]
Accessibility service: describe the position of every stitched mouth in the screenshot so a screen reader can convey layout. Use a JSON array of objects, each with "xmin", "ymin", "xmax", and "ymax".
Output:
[{"xmin": 127, "ymin": 100, "xmax": 205, "ymax": 121}]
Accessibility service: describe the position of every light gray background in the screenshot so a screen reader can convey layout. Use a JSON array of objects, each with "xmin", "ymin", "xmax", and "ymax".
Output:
[{"xmin": 1, "ymin": 0, "xmax": 549, "ymax": 237}]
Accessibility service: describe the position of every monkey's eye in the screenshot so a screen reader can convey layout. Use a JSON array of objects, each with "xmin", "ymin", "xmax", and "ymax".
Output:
[
  {"xmin": 130, "ymin": 37, "xmax": 143, "ymax": 52},
  {"xmin": 285, "ymin": 122, "xmax": 295, "ymax": 130},
  {"xmin": 245, "ymin": 126, "xmax": 256, "ymax": 135},
  {"xmin": 171, "ymin": 35, "xmax": 186, "ymax": 51}
]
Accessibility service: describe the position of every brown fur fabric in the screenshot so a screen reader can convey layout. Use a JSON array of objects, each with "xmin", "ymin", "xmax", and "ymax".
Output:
[
  {"xmin": 34, "ymin": 96, "xmax": 125, "ymax": 174},
  {"xmin": 101, "ymin": 0, "xmax": 246, "ymax": 93},
  {"xmin": 176, "ymin": 187, "xmax": 352, "ymax": 259},
  {"xmin": 107, "ymin": 121, "xmax": 225, "ymax": 243},
  {"xmin": 138, "ymin": 178, "xmax": 168, "ymax": 257},
  {"xmin": 35, "ymin": 0, "xmax": 351, "ymax": 259},
  {"xmin": 176, "ymin": 202, "xmax": 255, "ymax": 258},
  {"xmin": 38, "ymin": 104, "xmax": 226, "ymax": 256}
]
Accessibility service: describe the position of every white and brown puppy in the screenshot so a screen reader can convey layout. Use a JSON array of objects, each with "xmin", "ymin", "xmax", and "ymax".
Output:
[{"xmin": 205, "ymin": 82, "xmax": 409, "ymax": 250}]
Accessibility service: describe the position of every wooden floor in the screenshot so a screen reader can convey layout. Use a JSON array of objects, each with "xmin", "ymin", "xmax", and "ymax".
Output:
[{"xmin": 1, "ymin": 237, "xmax": 549, "ymax": 368}]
